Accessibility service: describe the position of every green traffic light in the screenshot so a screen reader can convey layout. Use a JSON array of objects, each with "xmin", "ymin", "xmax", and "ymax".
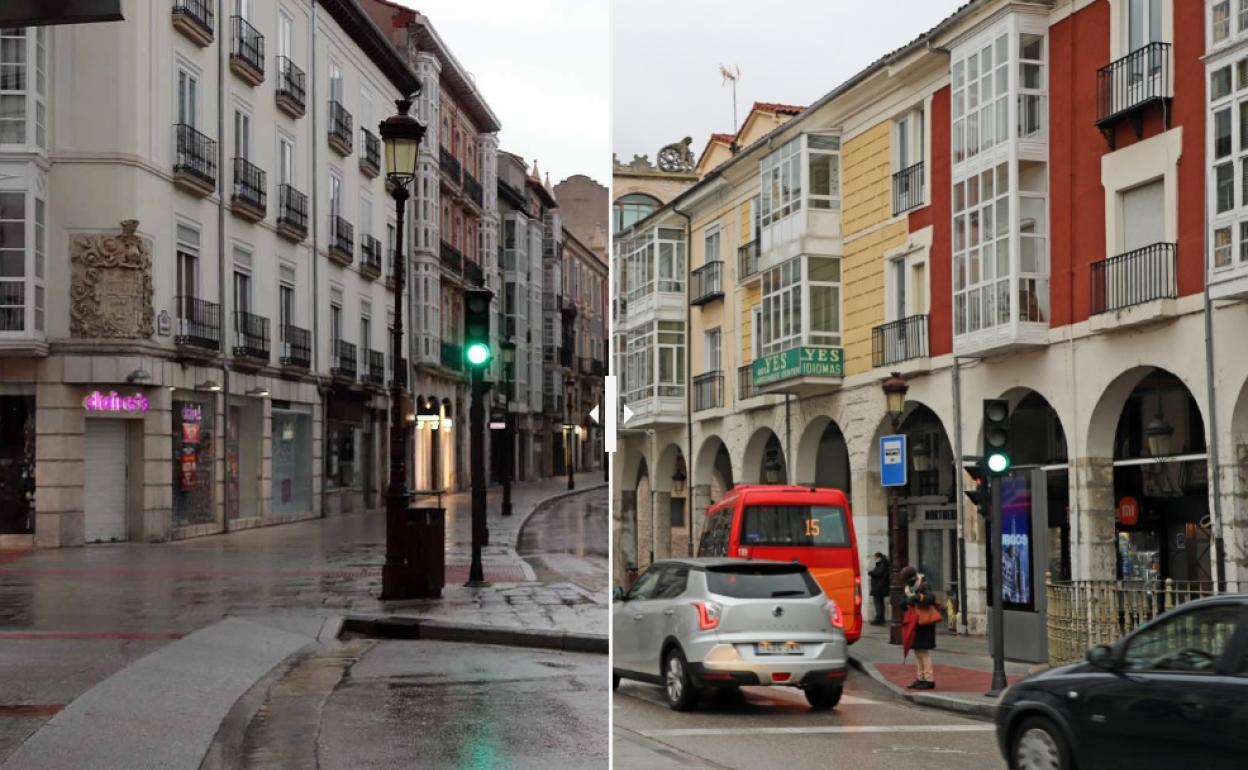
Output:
[
  {"xmin": 466, "ymin": 342, "xmax": 491, "ymax": 367},
  {"xmin": 986, "ymin": 452, "xmax": 1010, "ymax": 474}
]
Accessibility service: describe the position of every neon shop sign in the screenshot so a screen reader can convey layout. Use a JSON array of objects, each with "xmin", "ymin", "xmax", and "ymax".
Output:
[{"xmin": 83, "ymin": 390, "xmax": 150, "ymax": 413}]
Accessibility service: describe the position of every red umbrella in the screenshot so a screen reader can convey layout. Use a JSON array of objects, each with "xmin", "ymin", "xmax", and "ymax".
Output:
[{"xmin": 901, "ymin": 605, "xmax": 918, "ymax": 660}]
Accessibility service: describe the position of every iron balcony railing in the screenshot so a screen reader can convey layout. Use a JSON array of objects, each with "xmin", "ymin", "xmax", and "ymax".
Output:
[
  {"xmin": 328, "ymin": 100, "xmax": 353, "ymax": 152},
  {"xmin": 1097, "ymin": 42, "xmax": 1171, "ymax": 125},
  {"xmin": 172, "ymin": 0, "xmax": 213, "ymax": 40},
  {"xmin": 277, "ymin": 184, "xmax": 308, "ymax": 234},
  {"xmin": 1091, "ymin": 242, "xmax": 1176, "ymax": 315},
  {"xmin": 463, "ymin": 171, "xmax": 483, "ymax": 207},
  {"xmin": 330, "ymin": 216, "xmax": 354, "ymax": 260},
  {"xmin": 892, "ymin": 161, "xmax": 925, "ymax": 215},
  {"xmin": 365, "ymin": 349, "xmax": 385, "ymax": 386},
  {"xmin": 229, "ymin": 16, "xmax": 264, "ymax": 77},
  {"xmin": 332, "ymin": 339, "xmax": 357, "ymax": 379},
  {"xmin": 233, "ymin": 310, "xmax": 270, "ymax": 361},
  {"xmin": 737, "ymin": 364, "xmax": 757, "ymax": 401},
  {"xmin": 693, "ymin": 370, "xmax": 725, "ymax": 412},
  {"xmin": 871, "ymin": 314, "xmax": 929, "ymax": 368},
  {"xmin": 441, "ymin": 341, "xmax": 463, "ymax": 371},
  {"xmin": 690, "ymin": 260, "xmax": 724, "ymax": 305},
  {"xmin": 174, "ymin": 123, "xmax": 217, "ymax": 186},
  {"xmin": 276, "ymin": 56, "xmax": 305, "ymax": 111},
  {"xmin": 359, "ymin": 128, "xmax": 381, "ymax": 175},
  {"xmin": 174, "ymin": 295, "xmax": 221, "ymax": 352},
  {"xmin": 439, "ymin": 239, "xmax": 463, "ymax": 273},
  {"xmin": 738, "ymin": 240, "xmax": 759, "ymax": 280},
  {"xmin": 280, "ymin": 324, "xmax": 311, "ymax": 368},
  {"xmin": 231, "ymin": 157, "xmax": 266, "ymax": 213},
  {"xmin": 439, "ymin": 146, "xmax": 461, "ymax": 183},
  {"xmin": 464, "ymin": 259, "xmax": 483, "ymax": 287},
  {"xmin": 360, "ymin": 234, "xmax": 383, "ymax": 276}
]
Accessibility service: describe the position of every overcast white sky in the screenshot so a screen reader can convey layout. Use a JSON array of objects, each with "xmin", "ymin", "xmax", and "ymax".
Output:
[
  {"xmin": 613, "ymin": 0, "xmax": 966, "ymax": 163},
  {"xmin": 393, "ymin": 0, "xmax": 610, "ymax": 185}
]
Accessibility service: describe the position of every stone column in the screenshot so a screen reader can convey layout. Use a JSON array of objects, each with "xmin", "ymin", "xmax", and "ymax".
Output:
[
  {"xmin": 851, "ymin": 468, "xmax": 889, "ymax": 576},
  {"xmin": 963, "ymin": 501, "xmax": 988, "ymax": 635},
  {"xmin": 691, "ymin": 483, "xmax": 712, "ymax": 552},
  {"xmin": 636, "ymin": 479, "xmax": 653, "ymax": 570},
  {"xmin": 654, "ymin": 490, "xmax": 673, "ymax": 561},
  {"xmin": 1073, "ymin": 458, "xmax": 1117, "ymax": 581},
  {"xmin": 615, "ymin": 490, "xmax": 637, "ymax": 586},
  {"xmin": 1219, "ymin": 440, "xmax": 1248, "ymax": 586}
]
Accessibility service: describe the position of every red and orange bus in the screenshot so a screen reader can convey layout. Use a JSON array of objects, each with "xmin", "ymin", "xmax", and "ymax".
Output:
[{"xmin": 697, "ymin": 485, "xmax": 863, "ymax": 644}]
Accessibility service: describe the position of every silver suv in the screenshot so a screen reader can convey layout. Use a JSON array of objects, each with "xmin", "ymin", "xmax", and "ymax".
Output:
[{"xmin": 612, "ymin": 558, "xmax": 848, "ymax": 711}]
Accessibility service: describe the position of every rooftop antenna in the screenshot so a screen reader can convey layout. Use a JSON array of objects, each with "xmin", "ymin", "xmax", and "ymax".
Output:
[{"xmin": 719, "ymin": 64, "xmax": 740, "ymax": 153}]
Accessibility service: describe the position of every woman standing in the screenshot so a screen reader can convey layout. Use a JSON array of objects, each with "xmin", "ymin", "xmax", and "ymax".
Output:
[{"xmin": 901, "ymin": 565, "xmax": 938, "ymax": 689}]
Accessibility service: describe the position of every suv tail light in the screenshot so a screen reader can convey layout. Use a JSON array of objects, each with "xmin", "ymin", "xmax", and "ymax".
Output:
[
  {"xmin": 830, "ymin": 601, "xmax": 844, "ymax": 630},
  {"xmin": 693, "ymin": 601, "xmax": 722, "ymax": 630}
]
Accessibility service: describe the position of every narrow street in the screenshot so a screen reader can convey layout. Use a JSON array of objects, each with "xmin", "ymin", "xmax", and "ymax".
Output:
[{"xmin": 613, "ymin": 669, "xmax": 1001, "ymax": 769}]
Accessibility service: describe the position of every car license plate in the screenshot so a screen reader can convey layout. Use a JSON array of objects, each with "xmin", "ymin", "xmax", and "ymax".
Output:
[{"xmin": 755, "ymin": 641, "xmax": 803, "ymax": 655}]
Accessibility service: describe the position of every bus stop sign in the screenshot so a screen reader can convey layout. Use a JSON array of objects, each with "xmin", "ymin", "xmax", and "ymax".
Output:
[{"xmin": 880, "ymin": 434, "xmax": 907, "ymax": 487}]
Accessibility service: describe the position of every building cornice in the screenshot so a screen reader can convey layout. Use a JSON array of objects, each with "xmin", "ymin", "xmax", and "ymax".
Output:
[{"xmin": 318, "ymin": 0, "xmax": 421, "ymax": 97}]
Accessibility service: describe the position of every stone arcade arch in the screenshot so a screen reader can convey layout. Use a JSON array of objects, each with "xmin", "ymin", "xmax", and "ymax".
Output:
[
  {"xmin": 1086, "ymin": 366, "xmax": 1211, "ymax": 584},
  {"xmin": 741, "ymin": 427, "xmax": 787, "ymax": 485},
  {"xmin": 794, "ymin": 416, "xmax": 851, "ymax": 492}
]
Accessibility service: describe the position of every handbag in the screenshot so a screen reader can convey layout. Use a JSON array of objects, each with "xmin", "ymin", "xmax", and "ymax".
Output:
[{"xmin": 915, "ymin": 603, "xmax": 943, "ymax": 626}]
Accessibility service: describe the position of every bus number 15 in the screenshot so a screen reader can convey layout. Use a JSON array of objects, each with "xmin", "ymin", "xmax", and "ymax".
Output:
[{"xmin": 805, "ymin": 518, "xmax": 821, "ymax": 537}]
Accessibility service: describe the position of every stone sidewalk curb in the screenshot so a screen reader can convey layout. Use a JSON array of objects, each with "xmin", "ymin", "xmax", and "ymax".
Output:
[
  {"xmin": 340, "ymin": 615, "xmax": 608, "ymax": 654},
  {"xmin": 511, "ymin": 481, "xmax": 609, "ymax": 551},
  {"xmin": 848, "ymin": 652, "xmax": 998, "ymax": 719}
]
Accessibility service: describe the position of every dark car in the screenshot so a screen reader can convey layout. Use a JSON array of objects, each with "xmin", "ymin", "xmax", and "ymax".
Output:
[{"xmin": 995, "ymin": 595, "xmax": 1248, "ymax": 770}]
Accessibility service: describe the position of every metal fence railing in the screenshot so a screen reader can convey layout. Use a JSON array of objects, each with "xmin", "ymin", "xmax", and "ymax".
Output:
[{"xmin": 1045, "ymin": 574, "xmax": 1245, "ymax": 665}]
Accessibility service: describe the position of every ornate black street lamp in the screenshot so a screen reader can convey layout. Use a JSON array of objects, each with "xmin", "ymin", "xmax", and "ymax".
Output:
[
  {"xmin": 379, "ymin": 96, "xmax": 426, "ymax": 600},
  {"xmin": 882, "ymin": 371, "xmax": 909, "ymax": 645}
]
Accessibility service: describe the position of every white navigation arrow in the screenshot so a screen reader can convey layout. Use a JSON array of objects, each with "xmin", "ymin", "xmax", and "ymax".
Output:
[
  {"xmin": 588, "ymin": 404, "xmax": 600, "ymax": 424},
  {"xmin": 621, "ymin": 404, "xmax": 634, "ymax": 424}
]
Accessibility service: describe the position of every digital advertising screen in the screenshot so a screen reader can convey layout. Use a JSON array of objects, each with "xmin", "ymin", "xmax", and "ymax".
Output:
[{"xmin": 1000, "ymin": 473, "xmax": 1035, "ymax": 611}]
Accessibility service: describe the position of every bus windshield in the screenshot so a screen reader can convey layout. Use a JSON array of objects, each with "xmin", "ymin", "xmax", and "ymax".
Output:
[{"xmin": 741, "ymin": 504, "xmax": 849, "ymax": 547}]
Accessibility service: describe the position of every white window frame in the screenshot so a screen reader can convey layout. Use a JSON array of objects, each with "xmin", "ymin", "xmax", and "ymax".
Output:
[
  {"xmin": 176, "ymin": 60, "xmax": 200, "ymax": 129},
  {"xmin": 704, "ymin": 327, "xmax": 722, "ymax": 371},
  {"xmin": 278, "ymin": 10, "xmax": 293, "ymax": 61},
  {"xmin": 277, "ymin": 131, "xmax": 295, "ymax": 186},
  {"xmin": 233, "ymin": 103, "xmax": 252, "ymax": 160}
]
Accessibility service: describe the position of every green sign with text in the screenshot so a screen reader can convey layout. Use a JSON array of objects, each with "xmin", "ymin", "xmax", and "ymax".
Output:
[{"xmin": 752, "ymin": 346, "xmax": 844, "ymax": 386}]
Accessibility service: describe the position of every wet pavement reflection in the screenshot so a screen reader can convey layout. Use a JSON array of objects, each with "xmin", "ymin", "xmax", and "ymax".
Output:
[{"xmin": 517, "ymin": 493, "xmax": 609, "ymax": 594}]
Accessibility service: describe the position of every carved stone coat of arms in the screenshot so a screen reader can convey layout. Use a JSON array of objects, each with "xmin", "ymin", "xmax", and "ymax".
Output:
[{"xmin": 69, "ymin": 219, "xmax": 155, "ymax": 339}]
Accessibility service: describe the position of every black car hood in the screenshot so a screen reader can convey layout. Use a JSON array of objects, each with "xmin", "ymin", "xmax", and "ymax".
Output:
[{"xmin": 1014, "ymin": 661, "xmax": 1096, "ymax": 687}]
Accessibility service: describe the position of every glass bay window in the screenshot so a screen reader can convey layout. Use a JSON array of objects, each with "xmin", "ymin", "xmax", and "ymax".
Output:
[
  {"xmin": 624, "ymin": 226, "xmax": 684, "ymax": 301},
  {"xmin": 758, "ymin": 256, "xmax": 841, "ymax": 356},
  {"xmin": 758, "ymin": 133, "xmax": 841, "ymax": 259},
  {"xmin": 950, "ymin": 16, "xmax": 1050, "ymax": 353},
  {"xmin": 623, "ymin": 320, "xmax": 685, "ymax": 404}
]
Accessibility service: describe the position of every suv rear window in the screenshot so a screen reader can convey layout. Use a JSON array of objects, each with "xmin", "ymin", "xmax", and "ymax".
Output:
[
  {"xmin": 705, "ymin": 565, "xmax": 821, "ymax": 598},
  {"xmin": 741, "ymin": 504, "xmax": 849, "ymax": 547}
]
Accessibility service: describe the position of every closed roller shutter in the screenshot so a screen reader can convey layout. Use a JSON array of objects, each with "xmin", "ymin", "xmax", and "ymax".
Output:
[{"xmin": 84, "ymin": 419, "xmax": 127, "ymax": 542}]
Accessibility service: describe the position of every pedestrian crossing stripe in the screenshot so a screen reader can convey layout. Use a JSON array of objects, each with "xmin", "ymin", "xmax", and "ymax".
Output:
[{"xmin": 641, "ymin": 724, "xmax": 995, "ymax": 738}]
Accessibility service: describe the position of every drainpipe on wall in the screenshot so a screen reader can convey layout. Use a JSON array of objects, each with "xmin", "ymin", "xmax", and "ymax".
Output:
[
  {"xmin": 952, "ymin": 355, "xmax": 967, "ymax": 633},
  {"xmin": 648, "ymin": 428, "xmax": 657, "ymax": 564},
  {"xmin": 673, "ymin": 204, "xmax": 694, "ymax": 554},
  {"xmin": 310, "ymin": 1, "xmax": 324, "ymax": 517},
  {"xmin": 217, "ymin": 0, "xmax": 231, "ymax": 532},
  {"xmin": 1203, "ymin": 166, "xmax": 1228, "ymax": 588}
]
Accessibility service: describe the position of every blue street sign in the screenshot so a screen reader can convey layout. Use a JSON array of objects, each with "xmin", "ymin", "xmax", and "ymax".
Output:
[{"xmin": 880, "ymin": 434, "xmax": 907, "ymax": 487}]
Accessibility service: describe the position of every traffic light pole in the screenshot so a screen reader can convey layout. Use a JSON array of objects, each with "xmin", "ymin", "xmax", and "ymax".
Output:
[
  {"xmin": 466, "ymin": 368, "xmax": 489, "ymax": 587},
  {"xmin": 987, "ymin": 471, "xmax": 1008, "ymax": 696},
  {"xmin": 501, "ymin": 414, "xmax": 513, "ymax": 517}
]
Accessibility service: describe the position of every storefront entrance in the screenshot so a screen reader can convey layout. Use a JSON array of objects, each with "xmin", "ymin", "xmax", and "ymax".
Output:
[
  {"xmin": 84, "ymin": 419, "xmax": 128, "ymax": 542},
  {"xmin": 0, "ymin": 393, "xmax": 35, "ymax": 537}
]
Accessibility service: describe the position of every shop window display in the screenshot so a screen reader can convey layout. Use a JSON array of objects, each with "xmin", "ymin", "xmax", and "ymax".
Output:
[{"xmin": 173, "ymin": 398, "xmax": 215, "ymax": 526}]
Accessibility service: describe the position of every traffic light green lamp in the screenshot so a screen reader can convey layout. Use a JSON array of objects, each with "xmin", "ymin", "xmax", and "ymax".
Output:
[
  {"xmin": 463, "ymin": 288, "xmax": 493, "ymax": 369},
  {"xmin": 983, "ymin": 398, "xmax": 1011, "ymax": 475}
]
